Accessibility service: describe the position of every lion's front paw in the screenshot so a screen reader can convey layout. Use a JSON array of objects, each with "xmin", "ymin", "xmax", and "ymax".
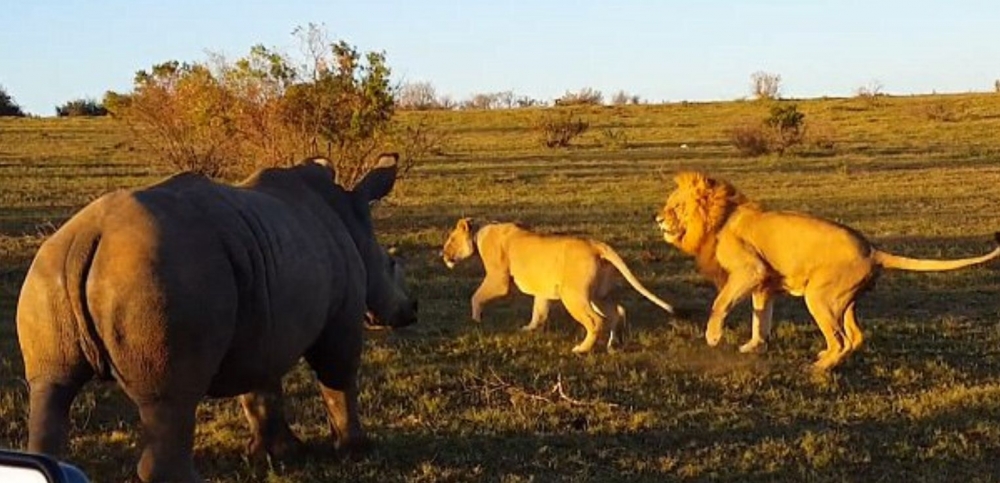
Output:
[{"xmin": 739, "ymin": 339, "xmax": 767, "ymax": 354}]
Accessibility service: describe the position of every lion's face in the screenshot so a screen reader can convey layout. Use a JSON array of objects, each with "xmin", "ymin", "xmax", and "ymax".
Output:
[
  {"xmin": 442, "ymin": 218, "xmax": 476, "ymax": 269},
  {"xmin": 656, "ymin": 190, "xmax": 691, "ymax": 246},
  {"xmin": 656, "ymin": 171, "xmax": 740, "ymax": 255}
]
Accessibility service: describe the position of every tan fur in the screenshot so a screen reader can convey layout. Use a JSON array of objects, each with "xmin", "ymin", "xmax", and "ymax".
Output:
[
  {"xmin": 657, "ymin": 171, "xmax": 1000, "ymax": 371},
  {"xmin": 442, "ymin": 219, "xmax": 675, "ymax": 353}
]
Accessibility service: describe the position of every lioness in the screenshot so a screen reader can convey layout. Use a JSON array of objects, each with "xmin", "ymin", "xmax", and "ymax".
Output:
[
  {"xmin": 656, "ymin": 171, "xmax": 1000, "ymax": 370},
  {"xmin": 442, "ymin": 218, "xmax": 676, "ymax": 353}
]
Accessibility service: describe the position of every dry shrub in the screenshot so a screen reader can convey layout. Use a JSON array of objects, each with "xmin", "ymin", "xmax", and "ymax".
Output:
[
  {"xmin": 855, "ymin": 81, "xmax": 886, "ymax": 109},
  {"xmin": 922, "ymin": 101, "xmax": 962, "ymax": 123},
  {"xmin": 750, "ymin": 71, "xmax": 781, "ymax": 100},
  {"xmin": 535, "ymin": 111, "xmax": 589, "ymax": 148},
  {"xmin": 728, "ymin": 123, "xmax": 771, "ymax": 157},
  {"xmin": 555, "ymin": 88, "xmax": 603, "ymax": 106},
  {"xmin": 599, "ymin": 127, "xmax": 630, "ymax": 150}
]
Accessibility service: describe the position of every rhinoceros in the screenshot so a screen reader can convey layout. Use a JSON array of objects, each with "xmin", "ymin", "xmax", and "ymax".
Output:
[{"xmin": 16, "ymin": 154, "xmax": 417, "ymax": 482}]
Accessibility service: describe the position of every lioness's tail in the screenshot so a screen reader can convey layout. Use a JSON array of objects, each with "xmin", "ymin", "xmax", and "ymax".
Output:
[
  {"xmin": 594, "ymin": 242, "xmax": 675, "ymax": 314},
  {"xmin": 873, "ymin": 232, "xmax": 1000, "ymax": 272}
]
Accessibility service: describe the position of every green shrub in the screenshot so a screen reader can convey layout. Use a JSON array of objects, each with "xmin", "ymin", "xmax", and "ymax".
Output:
[
  {"xmin": 56, "ymin": 98, "xmax": 108, "ymax": 117},
  {"xmin": 105, "ymin": 24, "xmax": 401, "ymax": 185},
  {"xmin": 765, "ymin": 103, "xmax": 806, "ymax": 155},
  {"xmin": 728, "ymin": 103, "xmax": 808, "ymax": 157},
  {"xmin": 0, "ymin": 86, "xmax": 26, "ymax": 117}
]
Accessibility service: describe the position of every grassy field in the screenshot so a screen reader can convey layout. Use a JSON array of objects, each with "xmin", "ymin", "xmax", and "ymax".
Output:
[{"xmin": 3, "ymin": 93, "xmax": 1000, "ymax": 482}]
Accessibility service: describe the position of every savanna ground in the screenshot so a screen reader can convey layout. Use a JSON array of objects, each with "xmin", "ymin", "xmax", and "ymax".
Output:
[{"xmin": 2, "ymin": 93, "xmax": 1000, "ymax": 482}]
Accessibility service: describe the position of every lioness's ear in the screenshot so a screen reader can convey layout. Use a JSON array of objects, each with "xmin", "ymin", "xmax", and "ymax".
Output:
[
  {"xmin": 355, "ymin": 153, "xmax": 400, "ymax": 202},
  {"xmin": 457, "ymin": 218, "xmax": 472, "ymax": 232}
]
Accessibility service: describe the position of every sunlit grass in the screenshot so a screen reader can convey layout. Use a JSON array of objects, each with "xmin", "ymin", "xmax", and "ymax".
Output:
[{"xmin": 3, "ymin": 92, "xmax": 1000, "ymax": 481}]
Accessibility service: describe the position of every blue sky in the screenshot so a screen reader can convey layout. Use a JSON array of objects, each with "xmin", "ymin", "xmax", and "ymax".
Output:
[{"xmin": 2, "ymin": 0, "xmax": 998, "ymax": 115}]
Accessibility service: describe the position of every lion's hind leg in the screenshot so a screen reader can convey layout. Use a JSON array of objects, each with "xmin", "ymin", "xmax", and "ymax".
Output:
[
  {"xmin": 562, "ymin": 292, "xmax": 606, "ymax": 354},
  {"xmin": 842, "ymin": 302, "xmax": 863, "ymax": 353},
  {"xmin": 804, "ymin": 290, "xmax": 852, "ymax": 371}
]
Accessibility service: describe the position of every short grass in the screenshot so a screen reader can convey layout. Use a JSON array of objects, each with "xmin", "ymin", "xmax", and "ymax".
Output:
[{"xmin": 3, "ymin": 93, "xmax": 1000, "ymax": 482}]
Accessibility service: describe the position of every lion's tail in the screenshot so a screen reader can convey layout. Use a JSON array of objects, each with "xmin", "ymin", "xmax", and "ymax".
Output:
[
  {"xmin": 873, "ymin": 232, "xmax": 1000, "ymax": 272},
  {"xmin": 594, "ymin": 242, "xmax": 675, "ymax": 314}
]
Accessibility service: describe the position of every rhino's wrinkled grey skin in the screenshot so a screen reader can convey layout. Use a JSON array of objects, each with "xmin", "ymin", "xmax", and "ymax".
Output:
[{"xmin": 16, "ymin": 154, "xmax": 416, "ymax": 483}]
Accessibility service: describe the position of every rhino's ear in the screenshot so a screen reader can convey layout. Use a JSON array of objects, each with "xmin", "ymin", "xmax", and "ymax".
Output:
[{"xmin": 355, "ymin": 153, "xmax": 399, "ymax": 202}]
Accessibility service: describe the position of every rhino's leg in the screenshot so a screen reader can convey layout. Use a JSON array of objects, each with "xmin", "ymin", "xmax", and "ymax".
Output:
[
  {"xmin": 305, "ymin": 323, "xmax": 367, "ymax": 453},
  {"xmin": 26, "ymin": 370, "xmax": 91, "ymax": 456},
  {"xmin": 239, "ymin": 382, "xmax": 302, "ymax": 459},
  {"xmin": 136, "ymin": 397, "xmax": 202, "ymax": 483}
]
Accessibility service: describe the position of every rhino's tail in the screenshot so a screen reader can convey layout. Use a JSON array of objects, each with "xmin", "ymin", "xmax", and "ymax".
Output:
[{"xmin": 64, "ymin": 229, "xmax": 112, "ymax": 380}]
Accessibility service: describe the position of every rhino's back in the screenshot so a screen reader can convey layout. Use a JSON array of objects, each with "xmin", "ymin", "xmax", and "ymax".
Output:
[{"xmin": 22, "ymin": 172, "xmax": 358, "ymax": 398}]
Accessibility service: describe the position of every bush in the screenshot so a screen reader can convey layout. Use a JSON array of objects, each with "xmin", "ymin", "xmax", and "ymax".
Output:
[
  {"xmin": 56, "ymin": 98, "xmax": 109, "ymax": 117},
  {"xmin": 610, "ymin": 90, "xmax": 641, "ymax": 105},
  {"xmin": 105, "ymin": 24, "xmax": 402, "ymax": 185},
  {"xmin": 0, "ymin": 86, "xmax": 26, "ymax": 117},
  {"xmin": 923, "ymin": 101, "xmax": 961, "ymax": 122},
  {"xmin": 728, "ymin": 123, "xmax": 771, "ymax": 157},
  {"xmin": 599, "ymin": 127, "xmax": 630, "ymax": 150},
  {"xmin": 855, "ymin": 81, "xmax": 885, "ymax": 108},
  {"xmin": 536, "ymin": 111, "xmax": 589, "ymax": 148},
  {"xmin": 765, "ymin": 103, "xmax": 806, "ymax": 155},
  {"xmin": 728, "ymin": 103, "xmax": 807, "ymax": 157},
  {"xmin": 750, "ymin": 71, "xmax": 781, "ymax": 101},
  {"xmin": 390, "ymin": 114, "xmax": 451, "ymax": 166},
  {"xmin": 555, "ymin": 88, "xmax": 603, "ymax": 106},
  {"xmin": 396, "ymin": 81, "xmax": 438, "ymax": 110}
]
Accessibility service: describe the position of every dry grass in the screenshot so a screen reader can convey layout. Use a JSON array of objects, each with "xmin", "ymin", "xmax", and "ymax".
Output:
[{"xmin": 3, "ymin": 92, "xmax": 1000, "ymax": 482}]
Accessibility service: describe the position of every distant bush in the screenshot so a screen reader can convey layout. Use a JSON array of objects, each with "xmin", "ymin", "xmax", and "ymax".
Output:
[
  {"xmin": 995, "ymin": 79, "xmax": 1000, "ymax": 93},
  {"xmin": 855, "ymin": 81, "xmax": 885, "ymax": 108},
  {"xmin": 516, "ymin": 95, "xmax": 544, "ymax": 108},
  {"xmin": 599, "ymin": 127, "xmax": 630, "ymax": 150},
  {"xmin": 56, "ymin": 98, "xmax": 108, "ymax": 117},
  {"xmin": 728, "ymin": 123, "xmax": 771, "ymax": 157},
  {"xmin": 555, "ymin": 88, "xmax": 603, "ymax": 106},
  {"xmin": 728, "ymin": 103, "xmax": 807, "ymax": 156},
  {"xmin": 396, "ymin": 81, "xmax": 460, "ymax": 111},
  {"xmin": 536, "ymin": 110, "xmax": 589, "ymax": 148},
  {"xmin": 750, "ymin": 71, "xmax": 781, "ymax": 101},
  {"xmin": 922, "ymin": 101, "xmax": 961, "ymax": 122},
  {"xmin": 390, "ymin": 114, "xmax": 451, "ymax": 164},
  {"xmin": 610, "ymin": 90, "xmax": 642, "ymax": 105},
  {"xmin": 461, "ymin": 92, "xmax": 500, "ymax": 110},
  {"xmin": 105, "ymin": 24, "xmax": 403, "ymax": 185},
  {"xmin": 397, "ymin": 81, "xmax": 441, "ymax": 110},
  {"xmin": 0, "ymin": 86, "xmax": 26, "ymax": 117},
  {"xmin": 765, "ymin": 103, "xmax": 806, "ymax": 155}
]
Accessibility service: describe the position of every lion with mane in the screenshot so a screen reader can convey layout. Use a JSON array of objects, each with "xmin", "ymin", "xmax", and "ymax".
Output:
[{"xmin": 656, "ymin": 171, "xmax": 1000, "ymax": 370}]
